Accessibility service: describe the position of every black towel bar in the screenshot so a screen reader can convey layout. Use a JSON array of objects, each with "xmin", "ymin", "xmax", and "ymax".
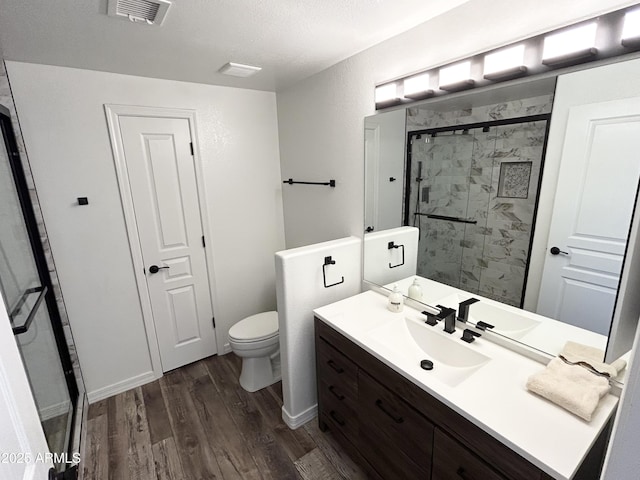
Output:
[{"xmin": 283, "ymin": 178, "xmax": 336, "ymax": 187}]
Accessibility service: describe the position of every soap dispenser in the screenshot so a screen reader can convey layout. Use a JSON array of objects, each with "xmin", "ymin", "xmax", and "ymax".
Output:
[
  {"xmin": 388, "ymin": 284, "xmax": 404, "ymax": 313},
  {"xmin": 408, "ymin": 277, "xmax": 423, "ymax": 301}
]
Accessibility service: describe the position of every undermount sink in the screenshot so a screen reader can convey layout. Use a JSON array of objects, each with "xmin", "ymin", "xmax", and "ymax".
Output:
[
  {"xmin": 368, "ymin": 315, "xmax": 490, "ymax": 387},
  {"xmin": 435, "ymin": 293, "xmax": 541, "ymax": 339}
]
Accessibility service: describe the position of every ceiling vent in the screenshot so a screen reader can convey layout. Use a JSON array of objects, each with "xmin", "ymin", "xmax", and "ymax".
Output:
[
  {"xmin": 107, "ymin": 0, "xmax": 172, "ymax": 26},
  {"xmin": 219, "ymin": 62, "xmax": 263, "ymax": 78}
]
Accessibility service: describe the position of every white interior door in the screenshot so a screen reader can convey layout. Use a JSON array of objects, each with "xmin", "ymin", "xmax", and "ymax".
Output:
[
  {"xmin": 119, "ymin": 115, "xmax": 217, "ymax": 372},
  {"xmin": 537, "ymin": 98, "xmax": 640, "ymax": 334},
  {"xmin": 364, "ymin": 124, "xmax": 380, "ymax": 233},
  {"xmin": 0, "ymin": 300, "xmax": 53, "ymax": 480}
]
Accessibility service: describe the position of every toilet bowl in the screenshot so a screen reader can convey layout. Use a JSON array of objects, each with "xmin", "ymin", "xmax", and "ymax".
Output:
[{"xmin": 229, "ymin": 311, "xmax": 281, "ymax": 393}]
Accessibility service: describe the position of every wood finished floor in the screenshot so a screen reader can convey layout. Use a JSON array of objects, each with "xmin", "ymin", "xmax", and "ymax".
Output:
[{"xmin": 83, "ymin": 354, "xmax": 368, "ymax": 480}]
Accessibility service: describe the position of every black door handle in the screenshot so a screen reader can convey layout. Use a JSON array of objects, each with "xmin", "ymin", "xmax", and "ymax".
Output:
[
  {"xmin": 550, "ymin": 247, "xmax": 569, "ymax": 256},
  {"xmin": 148, "ymin": 265, "xmax": 170, "ymax": 274}
]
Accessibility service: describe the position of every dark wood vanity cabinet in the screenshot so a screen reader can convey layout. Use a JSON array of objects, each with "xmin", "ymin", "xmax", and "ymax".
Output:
[{"xmin": 315, "ymin": 317, "xmax": 557, "ymax": 480}]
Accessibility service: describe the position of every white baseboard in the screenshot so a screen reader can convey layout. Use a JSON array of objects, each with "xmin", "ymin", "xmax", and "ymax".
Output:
[
  {"xmin": 87, "ymin": 371, "xmax": 158, "ymax": 403},
  {"xmin": 282, "ymin": 403, "xmax": 317, "ymax": 430},
  {"xmin": 223, "ymin": 343, "xmax": 232, "ymax": 354},
  {"xmin": 39, "ymin": 400, "xmax": 72, "ymax": 421}
]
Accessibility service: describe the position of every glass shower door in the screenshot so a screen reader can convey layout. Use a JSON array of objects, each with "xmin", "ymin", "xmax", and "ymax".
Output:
[
  {"xmin": 410, "ymin": 130, "xmax": 477, "ymax": 286},
  {"xmin": 0, "ymin": 106, "xmax": 77, "ymax": 471},
  {"xmin": 408, "ymin": 119, "xmax": 548, "ymax": 307}
]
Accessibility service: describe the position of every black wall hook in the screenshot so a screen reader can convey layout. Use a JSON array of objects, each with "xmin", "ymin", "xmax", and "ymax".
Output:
[
  {"xmin": 322, "ymin": 256, "xmax": 345, "ymax": 288},
  {"xmin": 388, "ymin": 241, "xmax": 405, "ymax": 269}
]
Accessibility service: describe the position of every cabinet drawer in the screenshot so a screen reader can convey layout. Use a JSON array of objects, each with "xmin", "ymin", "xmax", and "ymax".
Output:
[
  {"xmin": 317, "ymin": 338, "xmax": 357, "ymax": 398},
  {"xmin": 319, "ymin": 377, "xmax": 357, "ymax": 413},
  {"xmin": 359, "ymin": 370, "xmax": 434, "ymax": 462},
  {"xmin": 319, "ymin": 383, "xmax": 358, "ymax": 440},
  {"xmin": 432, "ymin": 428, "xmax": 506, "ymax": 480}
]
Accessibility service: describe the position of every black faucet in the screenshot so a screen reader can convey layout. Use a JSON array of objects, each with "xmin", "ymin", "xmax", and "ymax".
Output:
[
  {"xmin": 423, "ymin": 305, "xmax": 457, "ymax": 333},
  {"xmin": 457, "ymin": 297, "xmax": 480, "ymax": 323},
  {"xmin": 439, "ymin": 307, "xmax": 457, "ymax": 334}
]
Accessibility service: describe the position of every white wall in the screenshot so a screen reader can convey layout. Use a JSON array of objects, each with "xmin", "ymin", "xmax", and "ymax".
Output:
[
  {"xmin": 276, "ymin": 0, "xmax": 637, "ymax": 248},
  {"xmin": 7, "ymin": 62, "xmax": 285, "ymax": 400},
  {"xmin": 275, "ymin": 236, "xmax": 361, "ymax": 429}
]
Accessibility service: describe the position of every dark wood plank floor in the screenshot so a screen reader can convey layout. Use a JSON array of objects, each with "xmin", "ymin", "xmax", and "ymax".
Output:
[{"xmin": 83, "ymin": 354, "xmax": 368, "ymax": 480}]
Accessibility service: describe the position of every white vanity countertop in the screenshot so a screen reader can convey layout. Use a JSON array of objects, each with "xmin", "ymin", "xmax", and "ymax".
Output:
[{"xmin": 314, "ymin": 290, "xmax": 619, "ymax": 480}]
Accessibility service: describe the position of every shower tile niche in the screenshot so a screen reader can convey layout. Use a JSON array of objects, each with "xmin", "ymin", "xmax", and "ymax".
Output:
[{"xmin": 406, "ymin": 95, "xmax": 552, "ymax": 307}]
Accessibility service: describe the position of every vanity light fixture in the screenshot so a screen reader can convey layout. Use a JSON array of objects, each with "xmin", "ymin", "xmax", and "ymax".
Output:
[
  {"xmin": 375, "ymin": 82, "xmax": 400, "ymax": 106},
  {"xmin": 219, "ymin": 62, "xmax": 262, "ymax": 77},
  {"xmin": 622, "ymin": 8, "xmax": 640, "ymax": 48},
  {"xmin": 403, "ymin": 73, "xmax": 434, "ymax": 100},
  {"xmin": 542, "ymin": 23, "xmax": 598, "ymax": 65},
  {"xmin": 439, "ymin": 61, "xmax": 474, "ymax": 91},
  {"xmin": 374, "ymin": 5, "xmax": 639, "ymax": 111},
  {"xmin": 483, "ymin": 44, "xmax": 527, "ymax": 80}
]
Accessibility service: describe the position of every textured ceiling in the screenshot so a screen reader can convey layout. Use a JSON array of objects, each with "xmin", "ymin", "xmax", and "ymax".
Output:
[{"xmin": 0, "ymin": 0, "xmax": 469, "ymax": 91}]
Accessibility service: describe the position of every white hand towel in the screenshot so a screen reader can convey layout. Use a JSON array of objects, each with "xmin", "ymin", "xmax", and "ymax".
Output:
[
  {"xmin": 560, "ymin": 341, "xmax": 627, "ymax": 378},
  {"xmin": 526, "ymin": 357, "xmax": 610, "ymax": 421}
]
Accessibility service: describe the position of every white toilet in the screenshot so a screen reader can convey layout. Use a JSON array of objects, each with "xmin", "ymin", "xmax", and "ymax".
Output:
[{"xmin": 228, "ymin": 311, "xmax": 281, "ymax": 393}]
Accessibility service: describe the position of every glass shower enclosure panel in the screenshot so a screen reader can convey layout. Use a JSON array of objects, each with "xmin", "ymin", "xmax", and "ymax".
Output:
[
  {"xmin": 407, "ymin": 119, "xmax": 547, "ymax": 307},
  {"xmin": 0, "ymin": 106, "xmax": 77, "ymax": 471}
]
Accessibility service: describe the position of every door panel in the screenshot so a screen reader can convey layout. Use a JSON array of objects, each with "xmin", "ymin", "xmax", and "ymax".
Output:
[
  {"xmin": 167, "ymin": 285, "xmax": 200, "ymax": 344},
  {"xmin": 119, "ymin": 116, "xmax": 216, "ymax": 371},
  {"xmin": 537, "ymin": 98, "xmax": 640, "ymax": 334}
]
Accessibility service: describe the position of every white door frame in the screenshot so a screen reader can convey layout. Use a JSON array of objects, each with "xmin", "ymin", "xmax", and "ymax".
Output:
[{"xmin": 104, "ymin": 105, "xmax": 218, "ymax": 379}]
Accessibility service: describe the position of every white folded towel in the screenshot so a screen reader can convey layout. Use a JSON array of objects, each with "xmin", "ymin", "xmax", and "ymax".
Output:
[
  {"xmin": 526, "ymin": 357, "xmax": 610, "ymax": 421},
  {"xmin": 560, "ymin": 341, "xmax": 627, "ymax": 378}
]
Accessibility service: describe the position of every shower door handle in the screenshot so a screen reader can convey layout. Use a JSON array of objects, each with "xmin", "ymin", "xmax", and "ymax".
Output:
[{"xmin": 11, "ymin": 286, "xmax": 48, "ymax": 335}]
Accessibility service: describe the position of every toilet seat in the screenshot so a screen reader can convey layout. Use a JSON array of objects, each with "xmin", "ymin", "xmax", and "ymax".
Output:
[{"xmin": 229, "ymin": 311, "xmax": 279, "ymax": 343}]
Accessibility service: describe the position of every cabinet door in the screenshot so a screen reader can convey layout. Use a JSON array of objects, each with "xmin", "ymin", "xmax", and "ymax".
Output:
[{"xmin": 432, "ymin": 428, "xmax": 506, "ymax": 480}]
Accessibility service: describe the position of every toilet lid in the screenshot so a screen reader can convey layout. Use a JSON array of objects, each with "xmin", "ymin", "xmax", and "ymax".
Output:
[{"xmin": 228, "ymin": 311, "xmax": 279, "ymax": 342}]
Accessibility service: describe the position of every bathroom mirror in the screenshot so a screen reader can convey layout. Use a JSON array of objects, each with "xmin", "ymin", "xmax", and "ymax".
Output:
[{"xmin": 363, "ymin": 58, "xmax": 640, "ymax": 373}]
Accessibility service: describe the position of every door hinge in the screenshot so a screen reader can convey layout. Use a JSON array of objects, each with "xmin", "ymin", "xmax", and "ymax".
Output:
[
  {"xmin": 212, "ymin": 317, "xmax": 216, "ymax": 328},
  {"xmin": 190, "ymin": 142, "xmax": 194, "ymax": 156},
  {"xmin": 202, "ymin": 235, "xmax": 206, "ymax": 248}
]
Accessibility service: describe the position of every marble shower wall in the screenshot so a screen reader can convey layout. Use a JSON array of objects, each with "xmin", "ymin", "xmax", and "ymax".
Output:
[{"xmin": 407, "ymin": 95, "xmax": 552, "ymax": 307}]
